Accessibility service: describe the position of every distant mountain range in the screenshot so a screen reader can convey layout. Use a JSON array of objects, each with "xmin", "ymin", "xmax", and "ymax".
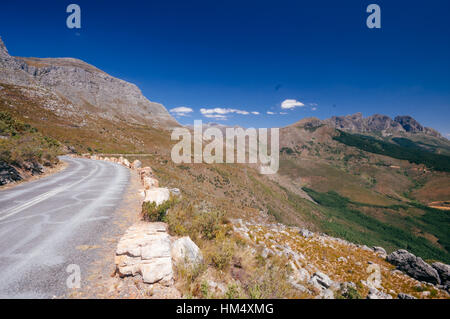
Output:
[{"xmin": 324, "ymin": 112, "xmax": 441, "ymax": 138}]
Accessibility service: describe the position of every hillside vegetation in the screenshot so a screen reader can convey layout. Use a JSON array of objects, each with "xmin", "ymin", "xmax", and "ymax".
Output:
[
  {"xmin": 333, "ymin": 130, "xmax": 450, "ymax": 172},
  {"xmin": 302, "ymin": 188, "xmax": 450, "ymax": 263},
  {"xmin": 0, "ymin": 111, "xmax": 61, "ymax": 173}
]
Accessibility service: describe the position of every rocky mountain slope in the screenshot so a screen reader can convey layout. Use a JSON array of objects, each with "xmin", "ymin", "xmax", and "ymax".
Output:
[
  {"xmin": 323, "ymin": 112, "xmax": 442, "ymax": 137},
  {"xmin": 0, "ymin": 36, "xmax": 177, "ymax": 128}
]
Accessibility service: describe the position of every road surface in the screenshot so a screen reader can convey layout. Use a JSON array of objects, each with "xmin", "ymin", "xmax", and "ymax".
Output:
[{"xmin": 0, "ymin": 156, "xmax": 130, "ymax": 298}]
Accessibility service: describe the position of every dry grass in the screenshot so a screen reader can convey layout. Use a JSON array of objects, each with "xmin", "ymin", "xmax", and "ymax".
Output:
[{"xmin": 241, "ymin": 222, "xmax": 449, "ymax": 299}]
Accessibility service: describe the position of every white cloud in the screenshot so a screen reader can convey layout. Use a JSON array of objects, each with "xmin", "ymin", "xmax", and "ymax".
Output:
[
  {"xmin": 309, "ymin": 103, "xmax": 318, "ymax": 106},
  {"xmin": 251, "ymin": 111, "xmax": 260, "ymax": 115},
  {"xmin": 280, "ymin": 112, "xmax": 288, "ymax": 115},
  {"xmin": 170, "ymin": 106, "xmax": 194, "ymax": 116},
  {"xmin": 311, "ymin": 107, "xmax": 317, "ymax": 111},
  {"xmin": 281, "ymin": 99, "xmax": 305, "ymax": 109},
  {"xmin": 200, "ymin": 108, "xmax": 250, "ymax": 116},
  {"xmin": 267, "ymin": 111, "xmax": 276, "ymax": 115},
  {"xmin": 204, "ymin": 114, "xmax": 227, "ymax": 120}
]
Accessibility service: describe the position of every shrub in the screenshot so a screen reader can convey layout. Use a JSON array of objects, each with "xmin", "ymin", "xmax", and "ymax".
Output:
[
  {"xmin": 207, "ymin": 240, "xmax": 235, "ymax": 270},
  {"xmin": 225, "ymin": 283, "xmax": 241, "ymax": 299},
  {"xmin": 166, "ymin": 201, "xmax": 227, "ymax": 241},
  {"xmin": 141, "ymin": 195, "xmax": 178, "ymax": 222},
  {"xmin": 195, "ymin": 210, "xmax": 225, "ymax": 240},
  {"xmin": 0, "ymin": 111, "xmax": 61, "ymax": 169},
  {"xmin": 175, "ymin": 260, "xmax": 207, "ymax": 297},
  {"xmin": 337, "ymin": 286, "xmax": 362, "ymax": 299},
  {"xmin": 244, "ymin": 255, "xmax": 296, "ymax": 299}
]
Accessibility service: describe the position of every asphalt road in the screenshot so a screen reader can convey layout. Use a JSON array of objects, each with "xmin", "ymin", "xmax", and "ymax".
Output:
[{"xmin": 0, "ymin": 156, "xmax": 130, "ymax": 298}]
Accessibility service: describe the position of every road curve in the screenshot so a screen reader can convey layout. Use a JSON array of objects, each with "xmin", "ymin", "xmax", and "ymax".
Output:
[{"xmin": 0, "ymin": 156, "xmax": 130, "ymax": 298}]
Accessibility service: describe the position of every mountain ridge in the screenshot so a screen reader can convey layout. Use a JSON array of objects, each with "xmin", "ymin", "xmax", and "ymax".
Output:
[
  {"xmin": 0, "ymin": 36, "xmax": 178, "ymax": 128},
  {"xmin": 295, "ymin": 112, "xmax": 442, "ymax": 138}
]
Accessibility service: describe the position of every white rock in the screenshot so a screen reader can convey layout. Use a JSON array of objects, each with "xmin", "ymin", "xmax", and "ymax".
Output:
[
  {"xmin": 171, "ymin": 237, "xmax": 203, "ymax": 266},
  {"xmin": 143, "ymin": 176, "xmax": 159, "ymax": 190},
  {"xmin": 115, "ymin": 222, "xmax": 174, "ymax": 286},
  {"xmin": 309, "ymin": 271, "xmax": 334, "ymax": 290},
  {"xmin": 366, "ymin": 288, "xmax": 393, "ymax": 299},
  {"xmin": 141, "ymin": 234, "xmax": 171, "ymax": 259},
  {"xmin": 131, "ymin": 159, "xmax": 142, "ymax": 169},
  {"xmin": 141, "ymin": 257, "xmax": 173, "ymax": 285},
  {"xmin": 290, "ymin": 263, "xmax": 310, "ymax": 282},
  {"xmin": 144, "ymin": 187, "xmax": 170, "ymax": 206},
  {"xmin": 122, "ymin": 158, "xmax": 131, "ymax": 168},
  {"xmin": 320, "ymin": 289, "xmax": 334, "ymax": 299}
]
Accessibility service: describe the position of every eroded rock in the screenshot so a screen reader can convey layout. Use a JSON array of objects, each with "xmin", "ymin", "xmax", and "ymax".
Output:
[
  {"xmin": 386, "ymin": 250, "xmax": 440, "ymax": 285},
  {"xmin": 432, "ymin": 262, "xmax": 450, "ymax": 288}
]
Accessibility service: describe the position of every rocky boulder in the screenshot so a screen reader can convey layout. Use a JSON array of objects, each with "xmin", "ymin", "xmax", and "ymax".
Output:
[
  {"xmin": 432, "ymin": 262, "xmax": 450, "ymax": 288},
  {"xmin": 171, "ymin": 237, "xmax": 203, "ymax": 266},
  {"xmin": 309, "ymin": 271, "xmax": 334, "ymax": 290},
  {"xmin": 144, "ymin": 187, "xmax": 170, "ymax": 206},
  {"xmin": 386, "ymin": 250, "xmax": 440, "ymax": 285},
  {"xmin": 132, "ymin": 160, "xmax": 142, "ymax": 169},
  {"xmin": 299, "ymin": 228, "xmax": 313, "ymax": 238},
  {"xmin": 373, "ymin": 246, "xmax": 387, "ymax": 258}
]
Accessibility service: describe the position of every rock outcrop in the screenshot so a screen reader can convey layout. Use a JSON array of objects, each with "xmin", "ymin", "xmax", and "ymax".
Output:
[
  {"xmin": 386, "ymin": 250, "xmax": 441, "ymax": 285},
  {"xmin": 394, "ymin": 116, "xmax": 441, "ymax": 137},
  {"xmin": 432, "ymin": 262, "xmax": 450, "ymax": 290},
  {"xmin": 231, "ymin": 219, "xmax": 450, "ymax": 299},
  {"xmin": 321, "ymin": 112, "xmax": 442, "ymax": 138},
  {"xmin": 0, "ymin": 161, "xmax": 22, "ymax": 185}
]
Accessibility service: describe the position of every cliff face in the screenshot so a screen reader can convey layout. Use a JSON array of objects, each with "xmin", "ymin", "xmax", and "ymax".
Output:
[
  {"xmin": 0, "ymin": 36, "xmax": 178, "ymax": 128},
  {"xmin": 394, "ymin": 115, "xmax": 441, "ymax": 137}
]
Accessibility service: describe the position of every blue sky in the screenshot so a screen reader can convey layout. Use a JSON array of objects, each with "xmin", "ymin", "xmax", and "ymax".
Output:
[{"xmin": 0, "ymin": 0, "xmax": 449, "ymax": 135}]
